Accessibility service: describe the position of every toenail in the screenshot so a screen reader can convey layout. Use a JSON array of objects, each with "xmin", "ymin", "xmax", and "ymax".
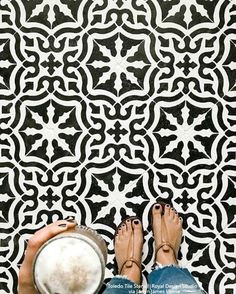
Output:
[
  {"xmin": 155, "ymin": 204, "xmax": 160, "ymax": 209},
  {"xmin": 127, "ymin": 219, "xmax": 130, "ymax": 222},
  {"xmin": 134, "ymin": 220, "xmax": 139, "ymax": 224},
  {"xmin": 66, "ymin": 219, "xmax": 77, "ymax": 224},
  {"xmin": 166, "ymin": 204, "xmax": 170, "ymax": 207}
]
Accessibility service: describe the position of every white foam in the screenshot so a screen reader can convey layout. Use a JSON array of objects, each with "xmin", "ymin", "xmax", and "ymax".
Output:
[{"xmin": 34, "ymin": 237, "xmax": 103, "ymax": 294}]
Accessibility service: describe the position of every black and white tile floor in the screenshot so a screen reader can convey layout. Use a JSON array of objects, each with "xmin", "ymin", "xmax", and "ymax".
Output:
[{"xmin": 0, "ymin": 0, "xmax": 236, "ymax": 293}]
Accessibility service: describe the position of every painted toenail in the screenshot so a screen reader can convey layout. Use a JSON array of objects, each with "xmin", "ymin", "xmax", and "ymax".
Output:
[
  {"xmin": 155, "ymin": 204, "xmax": 160, "ymax": 209},
  {"xmin": 166, "ymin": 204, "xmax": 170, "ymax": 207},
  {"xmin": 66, "ymin": 219, "xmax": 77, "ymax": 224},
  {"xmin": 127, "ymin": 219, "xmax": 130, "ymax": 222},
  {"xmin": 134, "ymin": 220, "xmax": 139, "ymax": 224}
]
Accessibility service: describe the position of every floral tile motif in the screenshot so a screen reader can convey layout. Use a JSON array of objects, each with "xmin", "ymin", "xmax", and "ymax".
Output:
[{"xmin": 0, "ymin": 0, "xmax": 236, "ymax": 293}]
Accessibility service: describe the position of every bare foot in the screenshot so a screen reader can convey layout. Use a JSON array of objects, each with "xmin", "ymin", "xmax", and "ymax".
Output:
[
  {"xmin": 152, "ymin": 204, "xmax": 182, "ymax": 265},
  {"xmin": 115, "ymin": 218, "xmax": 143, "ymax": 284}
]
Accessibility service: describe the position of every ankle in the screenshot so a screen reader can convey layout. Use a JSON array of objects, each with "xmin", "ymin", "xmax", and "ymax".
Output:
[
  {"xmin": 156, "ymin": 248, "xmax": 177, "ymax": 266},
  {"xmin": 121, "ymin": 266, "xmax": 141, "ymax": 285}
]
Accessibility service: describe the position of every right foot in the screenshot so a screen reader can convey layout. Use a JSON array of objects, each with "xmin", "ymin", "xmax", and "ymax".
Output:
[{"xmin": 152, "ymin": 204, "xmax": 182, "ymax": 266}]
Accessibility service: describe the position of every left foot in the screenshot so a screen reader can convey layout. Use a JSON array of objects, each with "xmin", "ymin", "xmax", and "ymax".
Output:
[{"xmin": 115, "ymin": 218, "xmax": 143, "ymax": 284}]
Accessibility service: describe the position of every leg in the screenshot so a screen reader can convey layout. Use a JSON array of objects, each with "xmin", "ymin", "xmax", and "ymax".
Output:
[
  {"xmin": 104, "ymin": 218, "xmax": 143, "ymax": 294},
  {"xmin": 147, "ymin": 204, "xmax": 203, "ymax": 294},
  {"xmin": 147, "ymin": 267, "xmax": 203, "ymax": 294}
]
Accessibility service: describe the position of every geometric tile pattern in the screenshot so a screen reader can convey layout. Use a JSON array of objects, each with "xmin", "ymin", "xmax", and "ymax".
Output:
[{"xmin": 0, "ymin": 0, "xmax": 236, "ymax": 293}]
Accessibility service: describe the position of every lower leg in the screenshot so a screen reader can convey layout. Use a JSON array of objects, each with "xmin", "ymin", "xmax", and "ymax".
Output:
[
  {"xmin": 152, "ymin": 203, "xmax": 182, "ymax": 266},
  {"xmin": 115, "ymin": 218, "xmax": 143, "ymax": 284},
  {"xmin": 148, "ymin": 203, "xmax": 203, "ymax": 293}
]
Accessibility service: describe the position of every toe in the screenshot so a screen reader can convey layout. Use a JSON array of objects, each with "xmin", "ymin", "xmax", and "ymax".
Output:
[
  {"xmin": 115, "ymin": 229, "xmax": 122, "ymax": 243},
  {"xmin": 178, "ymin": 216, "xmax": 183, "ymax": 227},
  {"xmin": 164, "ymin": 204, "xmax": 170, "ymax": 217},
  {"xmin": 121, "ymin": 223, "xmax": 127, "ymax": 234},
  {"xmin": 117, "ymin": 227, "xmax": 122, "ymax": 237},
  {"xmin": 173, "ymin": 211, "xmax": 179, "ymax": 223},
  {"xmin": 132, "ymin": 219, "xmax": 143, "ymax": 260},
  {"xmin": 132, "ymin": 219, "xmax": 143, "ymax": 244},
  {"xmin": 170, "ymin": 207, "xmax": 175, "ymax": 219},
  {"xmin": 132, "ymin": 218, "xmax": 142, "ymax": 233},
  {"xmin": 152, "ymin": 204, "xmax": 163, "ymax": 246},
  {"xmin": 126, "ymin": 219, "xmax": 132, "ymax": 232},
  {"xmin": 152, "ymin": 203, "xmax": 163, "ymax": 216}
]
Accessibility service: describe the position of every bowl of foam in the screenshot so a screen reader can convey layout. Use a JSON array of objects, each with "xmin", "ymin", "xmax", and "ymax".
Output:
[{"xmin": 32, "ymin": 226, "xmax": 107, "ymax": 294}]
